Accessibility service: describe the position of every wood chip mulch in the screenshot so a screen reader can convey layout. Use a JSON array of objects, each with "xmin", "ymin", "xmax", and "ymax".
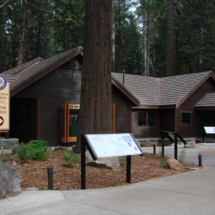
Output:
[{"xmin": 4, "ymin": 151, "xmax": 200, "ymax": 190}]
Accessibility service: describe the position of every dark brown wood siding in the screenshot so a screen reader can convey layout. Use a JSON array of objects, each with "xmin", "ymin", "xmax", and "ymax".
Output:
[
  {"xmin": 177, "ymin": 78, "xmax": 215, "ymax": 137},
  {"xmin": 13, "ymin": 68, "xmax": 82, "ymax": 146},
  {"xmin": 11, "ymin": 67, "xmax": 133, "ymax": 145},
  {"xmin": 159, "ymin": 109, "xmax": 175, "ymax": 135},
  {"xmin": 132, "ymin": 110, "xmax": 159, "ymax": 138},
  {"xmin": 112, "ymin": 85, "xmax": 132, "ymax": 133}
]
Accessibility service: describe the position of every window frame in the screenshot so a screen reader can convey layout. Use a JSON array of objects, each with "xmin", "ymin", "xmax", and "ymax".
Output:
[
  {"xmin": 137, "ymin": 111, "xmax": 157, "ymax": 128},
  {"xmin": 180, "ymin": 111, "xmax": 192, "ymax": 127}
]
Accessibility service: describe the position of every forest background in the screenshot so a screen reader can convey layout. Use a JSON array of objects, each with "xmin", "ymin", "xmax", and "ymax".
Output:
[{"xmin": 0, "ymin": 0, "xmax": 215, "ymax": 77}]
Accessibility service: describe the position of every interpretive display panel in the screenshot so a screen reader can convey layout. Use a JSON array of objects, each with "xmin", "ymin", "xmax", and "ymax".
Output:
[
  {"xmin": 0, "ymin": 75, "xmax": 10, "ymax": 133},
  {"xmin": 204, "ymin": 127, "xmax": 215, "ymax": 134},
  {"xmin": 85, "ymin": 133, "xmax": 143, "ymax": 158}
]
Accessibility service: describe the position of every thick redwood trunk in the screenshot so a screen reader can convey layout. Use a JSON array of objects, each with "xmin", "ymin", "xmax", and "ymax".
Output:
[
  {"xmin": 17, "ymin": 2, "xmax": 28, "ymax": 66},
  {"xmin": 75, "ymin": 0, "xmax": 112, "ymax": 153}
]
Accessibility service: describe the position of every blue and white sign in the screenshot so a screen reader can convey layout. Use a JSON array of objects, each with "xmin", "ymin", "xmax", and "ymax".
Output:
[
  {"xmin": 0, "ymin": 74, "xmax": 7, "ymax": 90},
  {"xmin": 85, "ymin": 133, "xmax": 142, "ymax": 158}
]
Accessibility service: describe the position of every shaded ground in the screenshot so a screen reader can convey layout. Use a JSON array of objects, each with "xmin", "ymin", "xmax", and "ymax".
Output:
[{"xmin": 3, "ymin": 151, "xmax": 199, "ymax": 190}]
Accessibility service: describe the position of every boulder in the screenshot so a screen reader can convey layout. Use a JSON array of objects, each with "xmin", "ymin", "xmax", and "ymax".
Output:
[
  {"xmin": 184, "ymin": 140, "xmax": 197, "ymax": 148},
  {"xmin": 85, "ymin": 151, "xmax": 120, "ymax": 170},
  {"xmin": 166, "ymin": 157, "xmax": 182, "ymax": 170},
  {"xmin": 0, "ymin": 160, "xmax": 22, "ymax": 199}
]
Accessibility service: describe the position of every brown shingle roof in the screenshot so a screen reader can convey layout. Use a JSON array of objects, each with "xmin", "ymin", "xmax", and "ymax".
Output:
[
  {"xmin": 2, "ymin": 57, "xmax": 43, "ymax": 76},
  {"xmin": 112, "ymin": 71, "xmax": 214, "ymax": 106},
  {"xmin": 2, "ymin": 46, "xmax": 83, "ymax": 93},
  {"xmin": 111, "ymin": 73, "xmax": 159, "ymax": 105},
  {"xmin": 195, "ymin": 92, "xmax": 215, "ymax": 107},
  {"xmin": 160, "ymin": 71, "xmax": 212, "ymax": 106}
]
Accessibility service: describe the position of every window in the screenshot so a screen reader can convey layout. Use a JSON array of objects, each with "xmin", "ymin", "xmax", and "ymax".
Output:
[
  {"xmin": 182, "ymin": 112, "xmax": 191, "ymax": 125},
  {"xmin": 138, "ymin": 112, "xmax": 146, "ymax": 127},
  {"xmin": 138, "ymin": 111, "xmax": 156, "ymax": 127}
]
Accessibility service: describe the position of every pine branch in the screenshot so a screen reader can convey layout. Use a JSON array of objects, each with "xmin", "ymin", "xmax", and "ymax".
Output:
[
  {"xmin": 0, "ymin": 0, "xmax": 10, "ymax": 8},
  {"xmin": 24, "ymin": 0, "xmax": 54, "ymax": 13},
  {"xmin": 186, "ymin": 0, "xmax": 210, "ymax": 19}
]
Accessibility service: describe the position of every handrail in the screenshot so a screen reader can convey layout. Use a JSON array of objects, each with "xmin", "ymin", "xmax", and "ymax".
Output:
[{"xmin": 161, "ymin": 131, "xmax": 187, "ymax": 160}]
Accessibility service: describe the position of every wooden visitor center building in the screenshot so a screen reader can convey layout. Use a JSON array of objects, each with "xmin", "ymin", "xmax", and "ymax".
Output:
[{"xmin": 2, "ymin": 46, "xmax": 215, "ymax": 146}]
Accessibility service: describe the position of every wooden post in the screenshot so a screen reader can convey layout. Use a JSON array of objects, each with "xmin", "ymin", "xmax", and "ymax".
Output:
[
  {"xmin": 66, "ymin": 102, "xmax": 70, "ymax": 146},
  {"xmin": 62, "ymin": 102, "xmax": 67, "ymax": 146}
]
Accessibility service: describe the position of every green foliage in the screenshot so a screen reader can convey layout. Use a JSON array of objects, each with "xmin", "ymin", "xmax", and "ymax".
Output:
[
  {"xmin": 17, "ymin": 142, "xmax": 36, "ymax": 162},
  {"xmin": 28, "ymin": 140, "xmax": 49, "ymax": 161},
  {"xmin": 179, "ymin": 148, "xmax": 186, "ymax": 164},
  {"xmin": 16, "ymin": 140, "xmax": 49, "ymax": 162},
  {"xmin": 119, "ymin": 156, "xmax": 127, "ymax": 172},
  {"xmin": 0, "ymin": 152, "xmax": 12, "ymax": 162},
  {"xmin": 61, "ymin": 150, "xmax": 80, "ymax": 168}
]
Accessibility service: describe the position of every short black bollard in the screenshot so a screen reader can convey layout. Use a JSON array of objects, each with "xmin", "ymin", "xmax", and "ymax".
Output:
[
  {"xmin": 47, "ymin": 165, "xmax": 53, "ymax": 190},
  {"xmin": 153, "ymin": 144, "xmax": 156, "ymax": 154},
  {"xmin": 161, "ymin": 142, "xmax": 165, "ymax": 158},
  {"xmin": 198, "ymin": 154, "xmax": 202, "ymax": 167}
]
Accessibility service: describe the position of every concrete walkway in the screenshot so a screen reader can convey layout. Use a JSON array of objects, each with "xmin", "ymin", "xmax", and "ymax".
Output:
[
  {"xmin": 143, "ymin": 143, "xmax": 215, "ymax": 167},
  {"xmin": 0, "ymin": 144, "xmax": 215, "ymax": 215}
]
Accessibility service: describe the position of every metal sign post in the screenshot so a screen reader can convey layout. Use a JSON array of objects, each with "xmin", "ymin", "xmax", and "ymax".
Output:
[{"xmin": 81, "ymin": 133, "xmax": 144, "ymax": 189}]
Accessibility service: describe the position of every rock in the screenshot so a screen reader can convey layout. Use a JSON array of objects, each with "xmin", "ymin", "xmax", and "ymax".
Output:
[
  {"xmin": 25, "ymin": 187, "xmax": 39, "ymax": 191},
  {"xmin": 166, "ymin": 157, "xmax": 183, "ymax": 170},
  {"xmin": 54, "ymin": 146, "xmax": 68, "ymax": 151},
  {"xmin": 0, "ymin": 160, "xmax": 22, "ymax": 199},
  {"xmin": 184, "ymin": 140, "xmax": 197, "ymax": 148},
  {"xmin": 85, "ymin": 151, "xmax": 120, "ymax": 170}
]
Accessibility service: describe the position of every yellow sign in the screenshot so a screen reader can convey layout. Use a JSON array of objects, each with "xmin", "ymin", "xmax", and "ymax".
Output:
[
  {"xmin": 0, "ymin": 75, "xmax": 10, "ymax": 132},
  {"xmin": 69, "ymin": 104, "xmax": 80, "ymax": 109}
]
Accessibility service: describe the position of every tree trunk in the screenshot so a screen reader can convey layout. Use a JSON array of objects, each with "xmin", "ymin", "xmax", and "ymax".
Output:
[
  {"xmin": 111, "ymin": 18, "xmax": 115, "ymax": 73},
  {"xmin": 36, "ymin": 22, "xmax": 42, "ymax": 57},
  {"xmin": 146, "ymin": 8, "xmax": 150, "ymax": 76},
  {"xmin": 0, "ymin": 8, "xmax": 6, "ymax": 73},
  {"xmin": 17, "ymin": 2, "xmax": 28, "ymax": 66},
  {"xmin": 166, "ymin": 0, "xmax": 176, "ymax": 76},
  {"xmin": 142, "ymin": 7, "xmax": 147, "ymax": 76},
  {"xmin": 75, "ymin": 0, "xmax": 112, "ymax": 153}
]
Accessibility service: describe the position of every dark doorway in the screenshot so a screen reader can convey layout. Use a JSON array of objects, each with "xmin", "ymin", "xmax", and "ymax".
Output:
[
  {"xmin": 10, "ymin": 98, "xmax": 37, "ymax": 143},
  {"xmin": 198, "ymin": 111, "xmax": 215, "ymax": 137}
]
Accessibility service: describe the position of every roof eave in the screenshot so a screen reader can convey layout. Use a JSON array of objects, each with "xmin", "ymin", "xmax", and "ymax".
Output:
[
  {"xmin": 11, "ymin": 49, "xmax": 83, "ymax": 97},
  {"xmin": 176, "ymin": 71, "xmax": 214, "ymax": 108},
  {"xmin": 111, "ymin": 79, "xmax": 140, "ymax": 106}
]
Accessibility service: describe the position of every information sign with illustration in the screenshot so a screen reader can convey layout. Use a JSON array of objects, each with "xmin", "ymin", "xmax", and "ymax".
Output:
[
  {"xmin": 204, "ymin": 127, "xmax": 215, "ymax": 134},
  {"xmin": 0, "ymin": 74, "xmax": 10, "ymax": 132},
  {"xmin": 85, "ymin": 133, "xmax": 143, "ymax": 158}
]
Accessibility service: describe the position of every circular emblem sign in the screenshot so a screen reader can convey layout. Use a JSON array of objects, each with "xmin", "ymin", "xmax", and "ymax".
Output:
[
  {"xmin": 0, "ymin": 74, "xmax": 7, "ymax": 90},
  {"xmin": 0, "ymin": 116, "xmax": 4, "ymax": 126}
]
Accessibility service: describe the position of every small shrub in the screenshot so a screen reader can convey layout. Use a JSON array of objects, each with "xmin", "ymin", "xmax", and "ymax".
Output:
[
  {"xmin": 179, "ymin": 148, "xmax": 186, "ymax": 164},
  {"xmin": 0, "ymin": 152, "xmax": 12, "ymax": 162},
  {"xmin": 119, "ymin": 156, "xmax": 129, "ymax": 172},
  {"xmin": 159, "ymin": 147, "xmax": 166, "ymax": 167},
  {"xmin": 62, "ymin": 150, "xmax": 80, "ymax": 168},
  {"xmin": 29, "ymin": 140, "xmax": 49, "ymax": 161},
  {"xmin": 17, "ymin": 142, "xmax": 35, "ymax": 162}
]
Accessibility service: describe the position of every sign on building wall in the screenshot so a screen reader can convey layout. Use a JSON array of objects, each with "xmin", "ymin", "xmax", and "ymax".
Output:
[
  {"xmin": 0, "ymin": 75, "xmax": 10, "ymax": 133},
  {"xmin": 69, "ymin": 104, "xmax": 80, "ymax": 109},
  {"xmin": 204, "ymin": 127, "xmax": 215, "ymax": 134}
]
